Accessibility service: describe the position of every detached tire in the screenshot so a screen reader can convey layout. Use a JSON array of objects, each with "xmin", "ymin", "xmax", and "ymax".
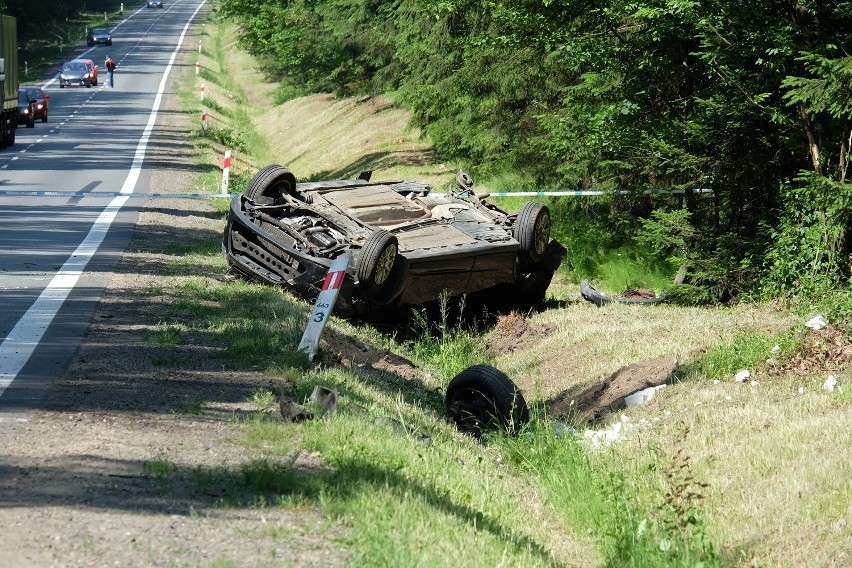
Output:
[
  {"xmin": 356, "ymin": 230, "xmax": 405, "ymax": 305},
  {"xmin": 246, "ymin": 164, "xmax": 298, "ymax": 202},
  {"xmin": 446, "ymin": 365, "xmax": 529, "ymax": 437},
  {"xmin": 514, "ymin": 202, "xmax": 551, "ymax": 263}
]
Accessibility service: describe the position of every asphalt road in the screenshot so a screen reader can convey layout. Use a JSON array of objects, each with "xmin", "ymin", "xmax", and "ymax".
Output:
[{"xmin": 0, "ymin": 0, "xmax": 207, "ymax": 411}]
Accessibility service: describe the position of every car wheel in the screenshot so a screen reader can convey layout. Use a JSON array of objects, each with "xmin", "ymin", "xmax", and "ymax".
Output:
[
  {"xmin": 356, "ymin": 230, "xmax": 405, "ymax": 305},
  {"xmin": 42, "ymin": 113, "xmax": 48, "ymax": 124},
  {"xmin": 59, "ymin": 84, "xmax": 65, "ymax": 89},
  {"xmin": 245, "ymin": 164, "xmax": 299, "ymax": 202},
  {"xmin": 26, "ymin": 105, "xmax": 35, "ymax": 128},
  {"xmin": 514, "ymin": 202, "xmax": 551, "ymax": 263},
  {"xmin": 446, "ymin": 365, "xmax": 529, "ymax": 437}
]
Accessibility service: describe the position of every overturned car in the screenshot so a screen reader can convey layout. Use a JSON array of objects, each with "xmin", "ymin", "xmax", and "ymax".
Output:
[{"xmin": 222, "ymin": 166, "xmax": 566, "ymax": 320}]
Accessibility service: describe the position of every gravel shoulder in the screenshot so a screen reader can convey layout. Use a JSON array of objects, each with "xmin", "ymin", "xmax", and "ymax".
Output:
[{"xmin": 0, "ymin": 26, "xmax": 348, "ymax": 568}]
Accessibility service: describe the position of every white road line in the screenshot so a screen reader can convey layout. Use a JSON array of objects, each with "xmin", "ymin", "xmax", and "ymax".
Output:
[{"xmin": 0, "ymin": 1, "xmax": 208, "ymax": 397}]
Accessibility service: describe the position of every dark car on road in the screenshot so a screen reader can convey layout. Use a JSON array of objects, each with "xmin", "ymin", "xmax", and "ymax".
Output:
[
  {"xmin": 59, "ymin": 59, "xmax": 98, "ymax": 88},
  {"xmin": 19, "ymin": 86, "xmax": 48, "ymax": 123},
  {"xmin": 87, "ymin": 28, "xmax": 112, "ymax": 46},
  {"xmin": 222, "ymin": 166, "xmax": 565, "ymax": 321},
  {"xmin": 17, "ymin": 89, "xmax": 35, "ymax": 128}
]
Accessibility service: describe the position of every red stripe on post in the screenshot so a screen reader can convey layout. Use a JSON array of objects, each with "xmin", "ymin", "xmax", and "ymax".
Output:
[{"xmin": 321, "ymin": 270, "xmax": 345, "ymax": 291}]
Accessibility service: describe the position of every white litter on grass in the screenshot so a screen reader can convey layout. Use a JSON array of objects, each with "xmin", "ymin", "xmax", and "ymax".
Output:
[
  {"xmin": 805, "ymin": 315, "xmax": 827, "ymax": 330},
  {"xmin": 583, "ymin": 413, "xmax": 658, "ymax": 448},
  {"xmin": 772, "ymin": 344, "xmax": 781, "ymax": 353},
  {"xmin": 624, "ymin": 385, "xmax": 667, "ymax": 408},
  {"xmin": 798, "ymin": 386, "xmax": 805, "ymax": 395},
  {"xmin": 750, "ymin": 380, "xmax": 760, "ymax": 386},
  {"xmin": 735, "ymin": 370, "xmax": 751, "ymax": 382},
  {"xmin": 713, "ymin": 379, "xmax": 721, "ymax": 385},
  {"xmin": 824, "ymin": 375, "xmax": 838, "ymax": 391}
]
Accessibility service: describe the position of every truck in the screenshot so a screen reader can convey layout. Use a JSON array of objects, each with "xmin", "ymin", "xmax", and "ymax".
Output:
[{"xmin": 0, "ymin": 15, "xmax": 18, "ymax": 149}]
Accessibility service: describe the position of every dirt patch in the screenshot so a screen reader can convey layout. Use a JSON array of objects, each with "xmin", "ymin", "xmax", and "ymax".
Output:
[
  {"xmin": 546, "ymin": 354, "xmax": 678, "ymax": 424},
  {"xmin": 486, "ymin": 312, "xmax": 557, "ymax": 355},
  {"xmin": 768, "ymin": 325, "xmax": 852, "ymax": 376}
]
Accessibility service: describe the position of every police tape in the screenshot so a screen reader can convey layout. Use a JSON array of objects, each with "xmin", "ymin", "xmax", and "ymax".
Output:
[
  {"xmin": 0, "ymin": 190, "xmax": 237, "ymax": 199},
  {"xmin": 486, "ymin": 188, "xmax": 714, "ymax": 197},
  {"xmin": 0, "ymin": 187, "xmax": 714, "ymax": 199}
]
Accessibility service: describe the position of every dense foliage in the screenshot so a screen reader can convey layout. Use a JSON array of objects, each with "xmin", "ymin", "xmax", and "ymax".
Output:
[
  {"xmin": 217, "ymin": 2, "xmax": 852, "ymax": 298},
  {"xmin": 0, "ymin": 0, "xmax": 125, "ymax": 43}
]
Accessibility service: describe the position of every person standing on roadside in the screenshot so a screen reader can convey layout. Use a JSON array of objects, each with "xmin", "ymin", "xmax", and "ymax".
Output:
[{"xmin": 105, "ymin": 55, "xmax": 116, "ymax": 88}]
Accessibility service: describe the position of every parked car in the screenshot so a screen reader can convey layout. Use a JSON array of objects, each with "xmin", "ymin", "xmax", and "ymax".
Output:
[
  {"xmin": 86, "ymin": 27, "xmax": 112, "ymax": 47},
  {"xmin": 17, "ymin": 89, "xmax": 35, "ymax": 128},
  {"xmin": 59, "ymin": 59, "xmax": 98, "ymax": 88},
  {"xmin": 147, "ymin": 0, "xmax": 163, "ymax": 7},
  {"xmin": 19, "ymin": 86, "xmax": 48, "ymax": 123},
  {"xmin": 222, "ymin": 166, "xmax": 566, "ymax": 321}
]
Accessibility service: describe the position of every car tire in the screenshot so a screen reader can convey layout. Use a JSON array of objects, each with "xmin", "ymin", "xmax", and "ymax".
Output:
[
  {"xmin": 356, "ymin": 230, "xmax": 405, "ymax": 305},
  {"xmin": 59, "ymin": 84, "xmax": 64, "ymax": 89},
  {"xmin": 42, "ymin": 113, "xmax": 48, "ymax": 124},
  {"xmin": 26, "ymin": 105, "xmax": 35, "ymax": 128},
  {"xmin": 245, "ymin": 164, "xmax": 299, "ymax": 202},
  {"xmin": 514, "ymin": 202, "xmax": 551, "ymax": 263},
  {"xmin": 446, "ymin": 365, "xmax": 529, "ymax": 437}
]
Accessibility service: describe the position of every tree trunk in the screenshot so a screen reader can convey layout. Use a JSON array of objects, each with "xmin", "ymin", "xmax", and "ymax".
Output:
[{"xmin": 799, "ymin": 104, "xmax": 822, "ymax": 175}]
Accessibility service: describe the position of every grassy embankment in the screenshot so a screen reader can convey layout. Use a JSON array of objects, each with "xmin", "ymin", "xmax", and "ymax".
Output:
[{"xmin": 142, "ymin": 15, "xmax": 851, "ymax": 568}]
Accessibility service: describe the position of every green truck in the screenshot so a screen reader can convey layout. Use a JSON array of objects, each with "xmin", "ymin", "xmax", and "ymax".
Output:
[{"xmin": 0, "ymin": 14, "xmax": 18, "ymax": 149}]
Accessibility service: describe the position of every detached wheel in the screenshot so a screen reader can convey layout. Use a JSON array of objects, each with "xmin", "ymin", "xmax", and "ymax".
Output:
[
  {"xmin": 446, "ymin": 365, "xmax": 530, "ymax": 437},
  {"xmin": 246, "ymin": 164, "xmax": 299, "ymax": 202},
  {"xmin": 514, "ymin": 202, "xmax": 551, "ymax": 263},
  {"xmin": 356, "ymin": 230, "xmax": 405, "ymax": 305}
]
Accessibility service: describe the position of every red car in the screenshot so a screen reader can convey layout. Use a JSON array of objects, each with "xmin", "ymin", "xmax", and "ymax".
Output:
[{"xmin": 19, "ymin": 86, "xmax": 49, "ymax": 123}]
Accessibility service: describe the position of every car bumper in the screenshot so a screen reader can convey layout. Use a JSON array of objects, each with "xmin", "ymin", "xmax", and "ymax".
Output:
[{"xmin": 60, "ymin": 78, "xmax": 90, "ymax": 87}]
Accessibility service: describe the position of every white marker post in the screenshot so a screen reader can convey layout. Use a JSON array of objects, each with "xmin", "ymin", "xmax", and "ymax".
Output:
[
  {"xmin": 195, "ymin": 61, "xmax": 200, "ymax": 75},
  {"xmin": 220, "ymin": 150, "xmax": 231, "ymax": 194},
  {"xmin": 201, "ymin": 111, "xmax": 207, "ymax": 133},
  {"xmin": 298, "ymin": 255, "xmax": 350, "ymax": 361},
  {"xmin": 200, "ymin": 84, "xmax": 205, "ymax": 100}
]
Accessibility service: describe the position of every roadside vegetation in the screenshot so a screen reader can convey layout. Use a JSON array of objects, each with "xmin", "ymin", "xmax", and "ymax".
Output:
[
  {"xmin": 3, "ymin": 0, "xmax": 129, "ymax": 83},
  {"xmin": 107, "ymin": 12, "xmax": 851, "ymax": 568}
]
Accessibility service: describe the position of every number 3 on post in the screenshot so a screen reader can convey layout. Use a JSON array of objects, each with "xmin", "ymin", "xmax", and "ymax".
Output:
[{"xmin": 297, "ymin": 254, "xmax": 350, "ymax": 361}]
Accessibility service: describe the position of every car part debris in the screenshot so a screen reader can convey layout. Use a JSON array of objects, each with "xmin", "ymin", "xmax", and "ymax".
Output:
[
  {"xmin": 445, "ymin": 365, "xmax": 529, "ymax": 437},
  {"xmin": 279, "ymin": 385, "xmax": 339, "ymax": 422},
  {"xmin": 580, "ymin": 279, "xmax": 667, "ymax": 307}
]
